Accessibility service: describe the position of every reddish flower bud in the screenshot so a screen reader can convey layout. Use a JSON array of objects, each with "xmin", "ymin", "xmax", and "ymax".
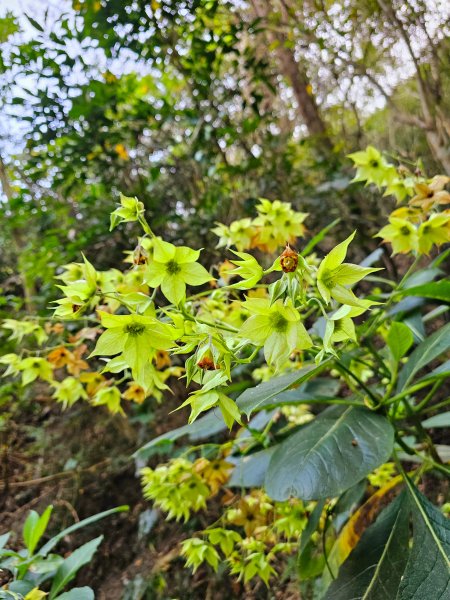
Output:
[
  {"xmin": 280, "ymin": 244, "xmax": 298, "ymax": 273},
  {"xmin": 197, "ymin": 355, "xmax": 217, "ymax": 370}
]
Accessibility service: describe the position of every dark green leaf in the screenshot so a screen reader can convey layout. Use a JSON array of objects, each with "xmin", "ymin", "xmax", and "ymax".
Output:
[
  {"xmin": 397, "ymin": 323, "xmax": 450, "ymax": 392},
  {"xmin": 24, "ymin": 14, "xmax": 44, "ymax": 32},
  {"xmin": 400, "ymin": 280, "xmax": 450, "ymax": 302},
  {"xmin": 324, "ymin": 492, "xmax": 409, "ymax": 599},
  {"xmin": 237, "ymin": 361, "xmax": 330, "ymax": 417},
  {"xmin": 398, "ymin": 479, "xmax": 450, "ymax": 600},
  {"xmin": 416, "ymin": 359, "xmax": 450, "ymax": 384},
  {"xmin": 265, "ymin": 406, "xmax": 394, "ymax": 501},
  {"xmin": 134, "ymin": 409, "xmax": 227, "ymax": 457},
  {"xmin": 227, "ymin": 447, "xmax": 276, "ymax": 488},
  {"xmin": 298, "ymin": 499, "xmax": 326, "ymax": 558},
  {"xmin": 402, "ymin": 267, "xmax": 442, "ymax": 288}
]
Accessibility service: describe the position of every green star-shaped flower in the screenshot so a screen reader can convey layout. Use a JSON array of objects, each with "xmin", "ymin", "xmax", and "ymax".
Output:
[
  {"xmin": 144, "ymin": 238, "xmax": 212, "ymax": 305},
  {"xmin": 90, "ymin": 311, "xmax": 177, "ymax": 388},
  {"xmin": 238, "ymin": 298, "xmax": 312, "ymax": 369},
  {"xmin": 317, "ymin": 232, "xmax": 382, "ymax": 306},
  {"xmin": 376, "ymin": 217, "xmax": 419, "ymax": 255},
  {"xmin": 348, "ymin": 146, "xmax": 396, "ymax": 188}
]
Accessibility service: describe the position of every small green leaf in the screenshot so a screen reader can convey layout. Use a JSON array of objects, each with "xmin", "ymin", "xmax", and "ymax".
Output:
[
  {"xmin": 24, "ymin": 14, "xmax": 44, "ymax": 32},
  {"xmin": 134, "ymin": 410, "xmax": 227, "ymax": 458},
  {"xmin": 55, "ymin": 588, "xmax": 94, "ymax": 600},
  {"xmin": 387, "ymin": 321, "xmax": 414, "ymax": 362},
  {"xmin": 49, "ymin": 536, "xmax": 103, "ymax": 598},
  {"xmin": 265, "ymin": 406, "xmax": 394, "ymax": 501},
  {"xmin": 298, "ymin": 499, "xmax": 326, "ymax": 558},
  {"xmin": 0, "ymin": 532, "xmax": 10, "ymax": 550},
  {"xmin": 422, "ymin": 412, "xmax": 450, "ymax": 429},
  {"xmin": 397, "ymin": 322, "xmax": 450, "ymax": 391},
  {"xmin": 23, "ymin": 506, "xmax": 53, "ymax": 555},
  {"xmin": 301, "ymin": 219, "xmax": 340, "ymax": 256}
]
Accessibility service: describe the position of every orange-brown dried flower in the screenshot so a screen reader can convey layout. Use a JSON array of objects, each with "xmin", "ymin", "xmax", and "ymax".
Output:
[
  {"xmin": 197, "ymin": 355, "xmax": 217, "ymax": 370},
  {"xmin": 280, "ymin": 244, "xmax": 298, "ymax": 273},
  {"xmin": 133, "ymin": 244, "xmax": 149, "ymax": 265}
]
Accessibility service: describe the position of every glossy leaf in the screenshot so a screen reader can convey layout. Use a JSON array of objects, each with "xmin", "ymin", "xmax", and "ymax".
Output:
[
  {"xmin": 227, "ymin": 448, "xmax": 276, "ymax": 488},
  {"xmin": 400, "ymin": 280, "xmax": 450, "ymax": 302},
  {"xmin": 397, "ymin": 322, "xmax": 450, "ymax": 391},
  {"xmin": 237, "ymin": 361, "xmax": 330, "ymax": 417},
  {"xmin": 134, "ymin": 409, "xmax": 227, "ymax": 458},
  {"xmin": 398, "ymin": 479, "xmax": 450, "ymax": 599},
  {"xmin": 49, "ymin": 536, "xmax": 102, "ymax": 599},
  {"xmin": 324, "ymin": 476, "xmax": 403, "ymax": 590},
  {"xmin": 23, "ymin": 506, "xmax": 53, "ymax": 556},
  {"xmin": 265, "ymin": 406, "xmax": 394, "ymax": 501},
  {"xmin": 324, "ymin": 492, "xmax": 409, "ymax": 599}
]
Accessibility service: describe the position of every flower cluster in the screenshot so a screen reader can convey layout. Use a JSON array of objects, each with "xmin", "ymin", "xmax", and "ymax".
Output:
[
  {"xmin": 141, "ymin": 456, "xmax": 233, "ymax": 521},
  {"xmin": 349, "ymin": 146, "xmax": 450, "ymax": 255},
  {"xmin": 1, "ymin": 193, "xmax": 380, "ymax": 424},
  {"xmin": 181, "ymin": 490, "xmax": 311, "ymax": 585},
  {"xmin": 212, "ymin": 199, "xmax": 308, "ymax": 252}
]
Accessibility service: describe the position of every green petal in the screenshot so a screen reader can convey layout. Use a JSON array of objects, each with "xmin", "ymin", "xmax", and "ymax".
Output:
[
  {"xmin": 90, "ymin": 328, "xmax": 126, "ymax": 356},
  {"xmin": 330, "ymin": 284, "xmax": 367, "ymax": 307},
  {"xmin": 144, "ymin": 262, "xmax": 166, "ymax": 287},
  {"xmin": 98, "ymin": 310, "xmax": 133, "ymax": 329},
  {"xmin": 295, "ymin": 321, "xmax": 313, "ymax": 349},
  {"xmin": 317, "ymin": 278, "xmax": 331, "ymax": 304},
  {"xmin": 180, "ymin": 262, "xmax": 211, "ymax": 285},
  {"xmin": 333, "ymin": 263, "xmax": 382, "ymax": 286},
  {"xmin": 319, "ymin": 231, "xmax": 356, "ymax": 274},
  {"xmin": 242, "ymin": 298, "xmax": 271, "ymax": 315},
  {"xmin": 264, "ymin": 331, "xmax": 290, "ymax": 368},
  {"xmin": 122, "ymin": 331, "xmax": 154, "ymax": 380},
  {"xmin": 145, "ymin": 321, "xmax": 177, "ymax": 349},
  {"xmin": 175, "ymin": 246, "xmax": 201, "ymax": 264},
  {"xmin": 153, "ymin": 238, "xmax": 176, "ymax": 262},
  {"xmin": 239, "ymin": 315, "xmax": 271, "ymax": 344},
  {"xmin": 161, "ymin": 275, "xmax": 186, "ymax": 305}
]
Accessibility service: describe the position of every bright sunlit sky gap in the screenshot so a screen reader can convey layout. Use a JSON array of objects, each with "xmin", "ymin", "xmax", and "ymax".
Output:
[{"xmin": 1, "ymin": 0, "xmax": 449, "ymax": 165}]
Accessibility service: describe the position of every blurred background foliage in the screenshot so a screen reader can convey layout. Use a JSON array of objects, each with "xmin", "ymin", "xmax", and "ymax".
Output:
[{"xmin": 0, "ymin": 0, "xmax": 449, "ymax": 312}]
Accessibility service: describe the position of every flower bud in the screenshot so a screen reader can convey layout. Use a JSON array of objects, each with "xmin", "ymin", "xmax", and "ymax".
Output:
[
  {"xmin": 197, "ymin": 351, "xmax": 217, "ymax": 371},
  {"xmin": 280, "ymin": 244, "xmax": 298, "ymax": 273},
  {"xmin": 133, "ymin": 244, "xmax": 149, "ymax": 265}
]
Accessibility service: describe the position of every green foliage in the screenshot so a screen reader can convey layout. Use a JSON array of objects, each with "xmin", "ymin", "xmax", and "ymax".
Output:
[
  {"xmin": 266, "ymin": 406, "xmax": 395, "ymax": 501},
  {"xmin": 0, "ymin": 506, "xmax": 128, "ymax": 598}
]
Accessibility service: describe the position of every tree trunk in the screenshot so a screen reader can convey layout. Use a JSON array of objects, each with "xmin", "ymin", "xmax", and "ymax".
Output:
[{"xmin": 250, "ymin": 0, "xmax": 333, "ymax": 152}]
